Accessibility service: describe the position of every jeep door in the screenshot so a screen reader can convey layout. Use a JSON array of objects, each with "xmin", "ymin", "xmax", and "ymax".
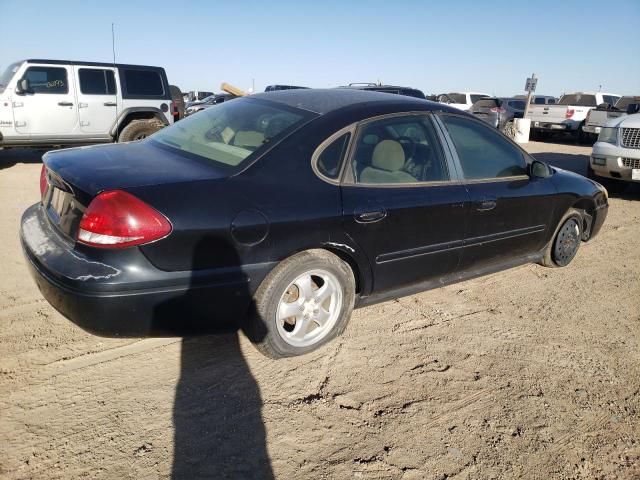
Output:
[
  {"xmin": 13, "ymin": 64, "xmax": 79, "ymax": 139},
  {"xmin": 74, "ymin": 67, "xmax": 119, "ymax": 136},
  {"xmin": 340, "ymin": 113, "xmax": 468, "ymax": 293}
]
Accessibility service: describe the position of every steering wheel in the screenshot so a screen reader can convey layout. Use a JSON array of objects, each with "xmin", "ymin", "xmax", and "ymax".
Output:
[{"xmin": 396, "ymin": 136, "xmax": 417, "ymax": 160}]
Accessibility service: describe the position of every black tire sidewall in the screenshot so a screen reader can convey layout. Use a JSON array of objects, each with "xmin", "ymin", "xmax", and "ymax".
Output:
[{"xmin": 248, "ymin": 250, "xmax": 355, "ymax": 358}]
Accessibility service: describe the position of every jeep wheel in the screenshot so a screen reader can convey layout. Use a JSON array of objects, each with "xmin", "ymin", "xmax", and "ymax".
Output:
[{"xmin": 118, "ymin": 119, "xmax": 164, "ymax": 142}]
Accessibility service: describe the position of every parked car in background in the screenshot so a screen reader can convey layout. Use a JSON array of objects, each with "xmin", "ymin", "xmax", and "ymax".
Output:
[
  {"xmin": 185, "ymin": 93, "xmax": 237, "ymax": 116},
  {"xmin": 583, "ymin": 96, "xmax": 640, "ymax": 138},
  {"xmin": 527, "ymin": 92, "xmax": 621, "ymax": 142},
  {"xmin": 469, "ymin": 97, "xmax": 525, "ymax": 130},
  {"xmin": 437, "ymin": 92, "xmax": 490, "ymax": 111},
  {"xmin": 169, "ymin": 85, "xmax": 185, "ymax": 122},
  {"xmin": 0, "ymin": 59, "xmax": 173, "ymax": 146},
  {"xmin": 265, "ymin": 85, "xmax": 309, "ymax": 92},
  {"xmin": 184, "ymin": 90, "xmax": 214, "ymax": 103},
  {"xmin": 590, "ymin": 113, "xmax": 640, "ymax": 190},
  {"xmin": 21, "ymin": 89, "xmax": 608, "ymax": 358},
  {"xmin": 515, "ymin": 95, "xmax": 557, "ymax": 105},
  {"xmin": 342, "ymin": 83, "xmax": 426, "ymax": 99}
]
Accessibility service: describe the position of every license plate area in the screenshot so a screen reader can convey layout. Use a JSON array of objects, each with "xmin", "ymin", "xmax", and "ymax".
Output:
[{"xmin": 45, "ymin": 187, "xmax": 83, "ymax": 238}]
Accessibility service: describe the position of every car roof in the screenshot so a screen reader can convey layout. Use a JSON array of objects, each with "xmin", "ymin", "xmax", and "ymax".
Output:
[
  {"xmin": 250, "ymin": 88, "xmax": 434, "ymax": 114},
  {"xmin": 23, "ymin": 59, "xmax": 164, "ymax": 70}
]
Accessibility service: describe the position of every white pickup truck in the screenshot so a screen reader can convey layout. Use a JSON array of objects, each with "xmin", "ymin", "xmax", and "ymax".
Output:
[
  {"xmin": 527, "ymin": 92, "xmax": 621, "ymax": 142},
  {"xmin": 583, "ymin": 96, "xmax": 640, "ymax": 138}
]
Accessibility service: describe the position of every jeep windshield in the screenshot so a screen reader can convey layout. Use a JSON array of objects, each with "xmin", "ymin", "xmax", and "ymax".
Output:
[
  {"xmin": 151, "ymin": 98, "xmax": 313, "ymax": 172},
  {"xmin": 0, "ymin": 61, "xmax": 23, "ymax": 94}
]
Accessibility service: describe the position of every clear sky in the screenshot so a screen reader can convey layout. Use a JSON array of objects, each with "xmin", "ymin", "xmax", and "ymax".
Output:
[{"xmin": 1, "ymin": 0, "xmax": 639, "ymax": 97}]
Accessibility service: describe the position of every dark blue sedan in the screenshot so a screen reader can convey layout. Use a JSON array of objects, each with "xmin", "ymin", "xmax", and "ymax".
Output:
[{"xmin": 20, "ymin": 89, "xmax": 608, "ymax": 358}]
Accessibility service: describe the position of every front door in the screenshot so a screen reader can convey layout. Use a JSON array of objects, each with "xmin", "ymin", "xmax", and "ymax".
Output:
[
  {"xmin": 75, "ymin": 66, "xmax": 119, "ymax": 134},
  {"xmin": 437, "ymin": 113, "xmax": 556, "ymax": 270},
  {"xmin": 13, "ymin": 64, "xmax": 79, "ymax": 138},
  {"xmin": 341, "ymin": 113, "xmax": 469, "ymax": 294}
]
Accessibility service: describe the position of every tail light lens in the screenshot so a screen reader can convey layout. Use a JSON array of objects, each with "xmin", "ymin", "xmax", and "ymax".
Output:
[
  {"xmin": 490, "ymin": 107, "xmax": 506, "ymax": 113},
  {"xmin": 565, "ymin": 109, "xmax": 575, "ymax": 119},
  {"xmin": 171, "ymin": 100, "xmax": 177, "ymax": 113},
  {"xmin": 78, "ymin": 190, "xmax": 172, "ymax": 248},
  {"xmin": 40, "ymin": 165, "xmax": 47, "ymax": 198}
]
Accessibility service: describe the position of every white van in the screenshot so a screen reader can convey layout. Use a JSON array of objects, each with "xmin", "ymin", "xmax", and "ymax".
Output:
[{"xmin": 0, "ymin": 59, "xmax": 174, "ymax": 147}]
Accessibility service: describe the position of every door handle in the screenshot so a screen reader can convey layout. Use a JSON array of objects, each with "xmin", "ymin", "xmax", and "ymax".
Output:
[
  {"xmin": 58, "ymin": 102, "xmax": 74, "ymax": 106},
  {"xmin": 103, "ymin": 102, "xmax": 117, "ymax": 107},
  {"xmin": 355, "ymin": 209, "xmax": 387, "ymax": 223},
  {"xmin": 476, "ymin": 199, "xmax": 497, "ymax": 212}
]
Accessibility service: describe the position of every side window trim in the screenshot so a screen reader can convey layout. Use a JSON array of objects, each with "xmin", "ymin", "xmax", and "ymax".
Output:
[
  {"xmin": 433, "ymin": 113, "xmax": 530, "ymax": 183},
  {"xmin": 340, "ymin": 111, "xmax": 462, "ymax": 188}
]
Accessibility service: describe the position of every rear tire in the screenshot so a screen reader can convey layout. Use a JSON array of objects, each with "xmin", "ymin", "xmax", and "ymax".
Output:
[
  {"xmin": 118, "ymin": 119, "xmax": 164, "ymax": 142},
  {"xmin": 246, "ymin": 249, "xmax": 355, "ymax": 359},
  {"xmin": 541, "ymin": 208, "xmax": 583, "ymax": 268}
]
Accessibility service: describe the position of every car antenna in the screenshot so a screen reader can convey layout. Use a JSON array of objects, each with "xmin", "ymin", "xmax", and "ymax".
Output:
[{"xmin": 111, "ymin": 23, "xmax": 119, "ymax": 128}]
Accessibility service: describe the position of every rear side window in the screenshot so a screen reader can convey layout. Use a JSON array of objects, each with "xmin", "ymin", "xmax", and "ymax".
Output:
[
  {"xmin": 440, "ymin": 115, "xmax": 527, "ymax": 180},
  {"xmin": 316, "ymin": 133, "xmax": 351, "ymax": 180},
  {"xmin": 508, "ymin": 100, "xmax": 526, "ymax": 110},
  {"xmin": 534, "ymin": 97, "xmax": 545, "ymax": 104},
  {"xmin": 123, "ymin": 69, "xmax": 164, "ymax": 96},
  {"xmin": 23, "ymin": 67, "xmax": 68, "ymax": 94},
  {"xmin": 79, "ymin": 69, "xmax": 116, "ymax": 95}
]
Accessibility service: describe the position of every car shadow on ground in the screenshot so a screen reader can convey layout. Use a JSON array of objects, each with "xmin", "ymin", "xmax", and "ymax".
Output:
[
  {"xmin": 152, "ymin": 237, "xmax": 274, "ymax": 479},
  {"xmin": 0, "ymin": 148, "xmax": 49, "ymax": 170}
]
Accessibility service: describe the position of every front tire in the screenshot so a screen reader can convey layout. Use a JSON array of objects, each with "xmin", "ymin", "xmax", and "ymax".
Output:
[
  {"xmin": 246, "ymin": 250, "xmax": 355, "ymax": 358},
  {"xmin": 541, "ymin": 209, "xmax": 583, "ymax": 268}
]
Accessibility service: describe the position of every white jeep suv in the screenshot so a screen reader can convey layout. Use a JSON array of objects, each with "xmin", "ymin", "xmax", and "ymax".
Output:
[{"xmin": 0, "ymin": 59, "xmax": 173, "ymax": 147}]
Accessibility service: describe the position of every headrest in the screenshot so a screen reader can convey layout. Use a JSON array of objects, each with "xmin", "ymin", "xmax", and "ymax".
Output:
[{"xmin": 371, "ymin": 140, "xmax": 405, "ymax": 171}]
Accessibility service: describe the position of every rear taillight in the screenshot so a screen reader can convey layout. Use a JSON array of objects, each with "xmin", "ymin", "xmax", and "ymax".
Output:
[
  {"xmin": 77, "ymin": 190, "xmax": 172, "ymax": 248},
  {"xmin": 40, "ymin": 165, "xmax": 47, "ymax": 198},
  {"xmin": 565, "ymin": 109, "xmax": 575, "ymax": 119},
  {"xmin": 490, "ymin": 107, "xmax": 506, "ymax": 113},
  {"xmin": 171, "ymin": 100, "xmax": 177, "ymax": 113}
]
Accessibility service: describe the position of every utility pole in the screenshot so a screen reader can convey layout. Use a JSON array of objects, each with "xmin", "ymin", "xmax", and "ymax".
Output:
[{"xmin": 522, "ymin": 73, "xmax": 536, "ymax": 120}]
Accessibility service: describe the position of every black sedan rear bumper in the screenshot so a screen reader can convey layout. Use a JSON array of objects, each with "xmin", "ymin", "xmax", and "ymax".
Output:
[{"xmin": 20, "ymin": 204, "xmax": 274, "ymax": 337}]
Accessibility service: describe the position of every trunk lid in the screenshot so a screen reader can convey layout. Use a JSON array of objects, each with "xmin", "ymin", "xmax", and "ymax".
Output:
[{"xmin": 41, "ymin": 139, "xmax": 229, "ymax": 240}]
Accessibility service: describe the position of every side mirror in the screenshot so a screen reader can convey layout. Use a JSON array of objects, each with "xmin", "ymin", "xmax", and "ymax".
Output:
[
  {"xmin": 626, "ymin": 103, "xmax": 640, "ymax": 115},
  {"xmin": 15, "ymin": 78, "xmax": 31, "ymax": 95},
  {"xmin": 530, "ymin": 160, "xmax": 551, "ymax": 178},
  {"xmin": 596, "ymin": 102, "xmax": 611, "ymax": 110}
]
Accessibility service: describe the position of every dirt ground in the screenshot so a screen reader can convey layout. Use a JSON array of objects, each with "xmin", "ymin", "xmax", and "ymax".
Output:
[{"xmin": 1, "ymin": 140, "xmax": 639, "ymax": 480}]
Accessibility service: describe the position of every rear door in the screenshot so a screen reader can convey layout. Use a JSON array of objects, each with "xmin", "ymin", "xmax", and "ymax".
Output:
[
  {"xmin": 13, "ymin": 63, "xmax": 79, "ymax": 137},
  {"xmin": 437, "ymin": 114, "xmax": 556, "ymax": 270},
  {"xmin": 75, "ymin": 66, "xmax": 119, "ymax": 135},
  {"xmin": 340, "ymin": 113, "xmax": 469, "ymax": 293}
]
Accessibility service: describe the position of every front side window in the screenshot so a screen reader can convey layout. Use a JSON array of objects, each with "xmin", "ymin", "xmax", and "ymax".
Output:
[
  {"xmin": 79, "ymin": 69, "xmax": 116, "ymax": 95},
  {"xmin": 602, "ymin": 95, "xmax": 620, "ymax": 106},
  {"xmin": 508, "ymin": 100, "xmax": 526, "ymax": 110},
  {"xmin": 534, "ymin": 97, "xmax": 545, "ymax": 104},
  {"xmin": 440, "ymin": 115, "xmax": 527, "ymax": 180},
  {"xmin": 152, "ymin": 98, "xmax": 310, "ymax": 171},
  {"xmin": 23, "ymin": 67, "xmax": 68, "ymax": 94},
  {"xmin": 350, "ymin": 115, "xmax": 449, "ymax": 185},
  {"xmin": 123, "ymin": 69, "xmax": 163, "ymax": 96}
]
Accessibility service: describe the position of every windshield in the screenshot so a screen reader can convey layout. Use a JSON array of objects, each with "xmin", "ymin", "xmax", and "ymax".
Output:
[
  {"xmin": 559, "ymin": 94, "xmax": 597, "ymax": 107},
  {"xmin": 152, "ymin": 98, "xmax": 311, "ymax": 171},
  {"xmin": 0, "ymin": 61, "xmax": 22, "ymax": 93},
  {"xmin": 615, "ymin": 96, "xmax": 640, "ymax": 110}
]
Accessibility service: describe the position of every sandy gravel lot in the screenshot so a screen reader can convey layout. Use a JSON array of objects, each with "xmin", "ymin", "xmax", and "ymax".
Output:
[{"xmin": 1, "ymin": 141, "xmax": 639, "ymax": 479}]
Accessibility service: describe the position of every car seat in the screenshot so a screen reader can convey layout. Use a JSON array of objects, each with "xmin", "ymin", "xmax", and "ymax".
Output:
[{"xmin": 359, "ymin": 140, "xmax": 417, "ymax": 183}]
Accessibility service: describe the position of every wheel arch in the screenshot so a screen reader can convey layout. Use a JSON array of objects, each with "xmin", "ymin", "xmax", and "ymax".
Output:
[
  {"xmin": 570, "ymin": 197, "xmax": 597, "ymax": 240},
  {"xmin": 110, "ymin": 107, "xmax": 169, "ymax": 138}
]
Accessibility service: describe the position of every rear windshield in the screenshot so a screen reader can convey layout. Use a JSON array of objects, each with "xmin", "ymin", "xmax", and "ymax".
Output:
[
  {"xmin": 446, "ymin": 93, "xmax": 466, "ymax": 104},
  {"xmin": 474, "ymin": 99, "xmax": 499, "ymax": 108},
  {"xmin": 0, "ymin": 61, "xmax": 22, "ymax": 93},
  {"xmin": 152, "ymin": 98, "xmax": 310, "ymax": 171},
  {"xmin": 559, "ymin": 94, "xmax": 597, "ymax": 107},
  {"xmin": 470, "ymin": 94, "xmax": 489, "ymax": 104}
]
